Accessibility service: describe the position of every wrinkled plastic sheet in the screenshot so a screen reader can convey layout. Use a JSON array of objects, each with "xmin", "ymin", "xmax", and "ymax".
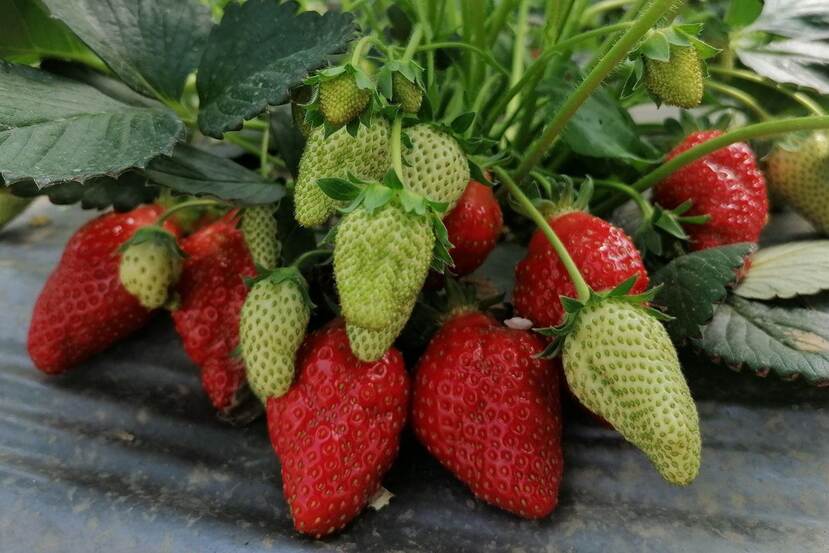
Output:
[{"xmin": 1, "ymin": 201, "xmax": 827, "ymax": 553}]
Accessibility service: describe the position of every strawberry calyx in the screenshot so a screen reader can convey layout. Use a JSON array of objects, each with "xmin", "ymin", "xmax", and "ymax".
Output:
[
  {"xmin": 118, "ymin": 225, "xmax": 184, "ymax": 258},
  {"xmin": 244, "ymin": 265, "xmax": 314, "ymax": 310}
]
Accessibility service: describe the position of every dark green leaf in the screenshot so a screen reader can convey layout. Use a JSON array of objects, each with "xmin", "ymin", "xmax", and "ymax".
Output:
[
  {"xmin": 41, "ymin": 0, "xmax": 211, "ymax": 100},
  {"xmin": 0, "ymin": 0, "xmax": 99, "ymax": 67},
  {"xmin": 146, "ymin": 143, "xmax": 284, "ymax": 205},
  {"xmin": 0, "ymin": 62, "xmax": 183, "ymax": 186},
  {"xmin": 652, "ymin": 244, "xmax": 755, "ymax": 341},
  {"xmin": 197, "ymin": 0, "xmax": 356, "ymax": 138},
  {"xmin": 8, "ymin": 171, "xmax": 158, "ymax": 212},
  {"xmin": 696, "ymin": 296, "xmax": 829, "ymax": 385},
  {"xmin": 450, "ymin": 112, "xmax": 475, "ymax": 134}
]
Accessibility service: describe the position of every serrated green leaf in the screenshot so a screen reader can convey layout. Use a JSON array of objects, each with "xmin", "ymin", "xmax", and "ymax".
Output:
[
  {"xmin": 8, "ymin": 171, "xmax": 158, "ymax": 212},
  {"xmin": 696, "ymin": 296, "xmax": 829, "ymax": 385},
  {"xmin": 41, "ymin": 0, "xmax": 211, "ymax": 101},
  {"xmin": 0, "ymin": 0, "xmax": 99, "ymax": 67},
  {"xmin": 197, "ymin": 0, "xmax": 357, "ymax": 138},
  {"xmin": 735, "ymin": 241, "xmax": 829, "ymax": 300},
  {"xmin": 652, "ymin": 244, "xmax": 755, "ymax": 341},
  {"xmin": 146, "ymin": 143, "xmax": 284, "ymax": 205},
  {"xmin": 0, "ymin": 62, "xmax": 183, "ymax": 186},
  {"xmin": 725, "ymin": 0, "xmax": 763, "ymax": 28}
]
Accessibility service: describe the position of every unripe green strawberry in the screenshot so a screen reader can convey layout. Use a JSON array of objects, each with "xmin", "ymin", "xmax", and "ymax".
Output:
[
  {"xmin": 645, "ymin": 45, "xmax": 703, "ymax": 109},
  {"xmin": 402, "ymin": 124, "xmax": 470, "ymax": 211},
  {"xmin": 118, "ymin": 227, "xmax": 183, "ymax": 309},
  {"xmin": 291, "ymin": 101, "xmax": 313, "ymax": 138},
  {"xmin": 294, "ymin": 120, "xmax": 391, "ymax": 227},
  {"xmin": 766, "ymin": 131, "xmax": 829, "ymax": 233},
  {"xmin": 0, "ymin": 188, "xmax": 31, "ymax": 231},
  {"xmin": 392, "ymin": 72, "xmax": 423, "ymax": 113},
  {"xmin": 346, "ymin": 298, "xmax": 413, "ymax": 362},
  {"xmin": 563, "ymin": 299, "xmax": 701, "ymax": 485},
  {"xmin": 334, "ymin": 202, "xmax": 434, "ymax": 331},
  {"xmin": 319, "ymin": 73, "xmax": 370, "ymax": 127},
  {"xmin": 241, "ymin": 204, "xmax": 281, "ymax": 270},
  {"xmin": 239, "ymin": 273, "xmax": 310, "ymax": 402}
]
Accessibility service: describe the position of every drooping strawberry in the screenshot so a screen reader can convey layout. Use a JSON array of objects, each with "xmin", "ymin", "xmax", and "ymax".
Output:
[
  {"xmin": 119, "ymin": 227, "xmax": 183, "ymax": 309},
  {"xmin": 392, "ymin": 72, "xmax": 423, "ymax": 113},
  {"xmin": 28, "ymin": 206, "xmax": 179, "ymax": 374},
  {"xmin": 644, "ymin": 44, "xmax": 704, "ymax": 109},
  {"xmin": 171, "ymin": 216, "xmax": 258, "ymax": 417},
  {"xmin": 654, "ymin": 130, "xmax": 768, "ymax": 251},
  {"xmin": 319, "ymin": 72, "xmax": 370, "ymax": 127},
  {"xmin": 412, "ymin": 310, "xmax": 563, "ymax": 519},
  {"xmin": 401, "ymin": 124, "xmax": 470, "ymax": 211},
  {"xmin": 513, "ymin": 210, "xmax": 649, "ymax": 327},
  {"xmin": 444, "ymin": 179, "xmax": 503, "ymax": 276},
  {"xmin": 267, "ymin": 320, "xmax": 409, "ymax": 537}
]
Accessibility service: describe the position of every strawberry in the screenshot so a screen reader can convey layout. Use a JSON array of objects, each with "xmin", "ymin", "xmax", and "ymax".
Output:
[
  {"xmin": 334, "ymin": 202, "xmax": 434, "ymax": 331},
  {"xmin": 345, "ymin": 296, "xmax": 413, "ymax": 362},
  {"xmin": 239, "ymin": 269, "xmax": 310, "ymax": 402},
  {"xmin": 241, "ymin": 203, "xmax": 281, "ymax": 270},
  {"xmin": 654, "ymin": 130, "xmax": 768, "ymax": 251},
  {"xmin": 513, "ymin": 210, "xmax": 649, "ymax": 327},
  {"xmin": 319, "ymin": 72, "xmax": 370, "ymax": 127},
  {"xmin": 0, "ymin": 188, "xmax": 31, "ymax": 231},
  {"xmin": 644, "ymin": 44, "xmax": 703, "ymax": 109},
  {"xmin": 28, "ymin": 206, "xmax": 178, "ymax": 374},
  {"xmin": 294, "ymin": 120, "xmax": 390, "ymax": 227},
  {"xmin": 118, "ymin": 227, "xmax": 183, "ymax": 309},
  {"xmin": 444, "ymin": 180, "xmax": 503, "ymax": 276},
  {"xmin": 267, "ymin": 320, "xmax": 409, "ymax": 537},
  {"xmin": 171, "ymin": 216, "xmax": 258, "ymax": 416},
  {"xmin": 412, "ymin": 311, "xmax": 563, "ymax": 519},
  {"xmin": 562, "ymin": 297, "xmax": 701, "ymax": 485},
  {"xmin": 766, "ymin": 131, "xmax": 829, "ymax": 233},
  {"xmin": 402, "ymin": 124, "xmax": 470, "ymax": 211},
  {"xmin": 392, "ymin": 72, "xmax": 422, "ymax": 113}
]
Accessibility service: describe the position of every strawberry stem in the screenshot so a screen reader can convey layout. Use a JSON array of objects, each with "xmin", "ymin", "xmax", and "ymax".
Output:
[
  {"xmin": 708, "ymin": 67, "xmax": 826, "ymax": 116},
  {"xmin": 156, "ymin": 199, "xmax": 224, "ymax": 225},
  {"xmin": 291, "ymin": 249, "xmax": 331, "ymax": 270},
  {"xmin": 401, "ymin": 24, "xmax": 424, "ymax": 63},
  {"xmin": 494, "ymin": 166, "xmax": 591, "ymax": 302},
  {"xmin": 514, "ymin": 0, "xmax": 685, "ymax": 183},
  {"xmin": 350, "ymin": 35, "xmax": 373, "ymax": 67}
]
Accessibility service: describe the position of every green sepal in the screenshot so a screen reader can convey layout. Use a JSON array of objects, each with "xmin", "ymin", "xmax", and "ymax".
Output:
[
  {"xmin": 430, "ymin": 212, "xmax": 454, "ymax": 274},
  {"xmin": 376, "ymin": 59, "xmax": 424, "ymax": 102},
  {"xmin": 244, "ymin": 266, "xmax": 315, "ymax": 309},
  {"xmin": 118, "ymin": 226, "xmax": 184, "ymax": 258}
]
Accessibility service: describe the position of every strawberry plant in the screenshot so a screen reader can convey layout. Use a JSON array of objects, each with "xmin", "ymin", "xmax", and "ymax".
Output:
[{"xmin": 4, "ymin": 0, "xmax": 829, "ymax": 538}]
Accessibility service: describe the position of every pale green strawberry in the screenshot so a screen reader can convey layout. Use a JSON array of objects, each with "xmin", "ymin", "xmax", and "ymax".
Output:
[
  {"xmin": 294, "ymin": 120, "xmax": 391, "ymax": 227},
  {"xmin": 392, "ymin": 72, "xmax": 423, "ymax": 114},
  {"xmin": 346, "ymin": 297, "xmax": 414, "ymax": 362},
  {"xmin": 239, "ymin": 273, "xmax": 310, "ymax": 402},
  {"xmin": 0, "ymin": 188, "xmax": 31, "ymax": 231},
  {"xmin": 766, "ymin": 131, "xmax": 829, "ymax": 234},
  {"xmin": 644, "ymin": 45, "xmax": 704, "ymax": 109},
  {"xmin": 563, "ymin": 299, "xmax": 701, "ymax": 485},
  {"xmin": 241, "ymin": 204, "xmax": 281, "ymax": 270},
  {"xmin": 118, "ymin": 227, "xmax": 183, "ymax": 309},
  {"xmin": 402, "ymin": 124, "xmax": 469, "ymax": 212},
  {"xmin": 334, "ymin": 202, "xmax": 434, "ymax": 331},
  {"xmin": 319, "ymin": 73, "xmax": 370, "ymax": 127}
]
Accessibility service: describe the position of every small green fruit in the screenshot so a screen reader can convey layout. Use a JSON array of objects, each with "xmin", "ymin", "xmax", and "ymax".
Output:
[
  {"xmin": 402, "ymin": 124, "xmax": 470, "ymax": 212},
  {"xmin": 645, "ymin": 45, "xmax": 703, "ymax": 109},
  {"xmin": 119, "ymin": 228, "xmax": 183, "ymax": 309},
  {"xmin": 392, "ymin": 72, "xmax": 423, "ymax": 114},
  {"xmin": 319, "ymin": 73, "xmax": 370, "ymax": 127},
  {"xmin": 241, "ymin": 204, "xmax": 281, "ymax": 270}
]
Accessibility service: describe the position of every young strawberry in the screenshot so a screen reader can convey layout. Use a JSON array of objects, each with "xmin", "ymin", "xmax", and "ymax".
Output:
[
  {"xmin": 392, "ymin": 72, "xmax": 422, "ymax": 113},
  {"xmin": 319, "ymin": 73, "xmax": 370, "ymax": 127},
  {"xmin": 345, "ymin": 296, "xmax": 414, "ymax": 362},
  {"xmin": 171, "ymin": 216, "xmax": 258, "ymax": 416},
  {"xmin": 766, "ymin": 131, "xmax": 829, "ymax": 233},
  {"xmin": 0, "ymin": 188, "xmax": 31, "ymax": 231},
  {"xmin": 267, "ymin": 320, "xmax": 409, "ymax": 537},
  {"xmin": 239, "ymin": 269, "xmax": 310, "ymax": 402},
  {"xmin": 241, "ymin": 203, "xmax": 281, "ymax": 270},
  {"xmin": 402, "ymin": 124, "xmax": 470, "ymax": 211},
  {"xmin": 644, "ymin": 44, "xmax": 703, "ymax": 109},
  {"xmin": 654, "ymin": 130, "xmax": 768, "ymax": 251},
  {"xmin": 334, "ymin": 202, "xmax": 434, "ymax": 331},
  {"xmin": 28, "ymin": 206, "xmax": 178, "ymax": 374},
  {"xmin": 444, "ymin": 180, "xmax": 503, "ymax": 276},
  {"xmin": 119, "ymin": 227, "xmax": 183, "ymax": 309},
  {"xmin": 513, "ymin": 210, "xmax": 649, "ymax": 327},
  {"xmin": 412, "ymin": 310, "xmax": 563, "ymax": 519},
  {"xmin": 563, "ymin": 297, "xmax": 701, "ymax": 485},
  {"xmin": 294, "ymin": 120, "xmax": 390, "ymax": 227}
]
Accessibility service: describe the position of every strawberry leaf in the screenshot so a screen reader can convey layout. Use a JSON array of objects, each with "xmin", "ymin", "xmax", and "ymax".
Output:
[
  {"xmin": 652, "ymin": 244, "xmax": 755, "ymax": 341},
  {"xmin": 735, "ymin": 241, "xmax": 829, "ymax": 300},
  {"xmin": 317, "ymin": 177, "xmax": 363, "ymax": 202},
  {"xmin": 696, "ymin": 296, "xmax": 829, "ymax": 385},
  {"xmin": 197, "ymin": 0, "xmax": 357, "ymax": 138}
]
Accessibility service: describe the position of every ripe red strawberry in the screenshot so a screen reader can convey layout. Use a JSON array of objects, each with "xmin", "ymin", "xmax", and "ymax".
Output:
[
  {"xmin": 412, "ymin": 311, "xmax": 563, "ymax": 519},
  {"xmin": 267, "ymin": 320, "xmax": 409, "ymax": 537},
  {"xmin": 654, "ymin": 130, "xmax": 768, "ymax": 251},
  {"xmin": 171, "ymin": 215, "xmax": 258, "ymax": 416},
  {"xmin": 444, "ymin": 180, "xmax": 503, "ymax": 276},
  {"xmin": 28, "ymin": 206, "xmax": 178, "ymax": 374},
  {"xmin": 513, "ymin": 211, "xmax": 649, "ymax": 328}
]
